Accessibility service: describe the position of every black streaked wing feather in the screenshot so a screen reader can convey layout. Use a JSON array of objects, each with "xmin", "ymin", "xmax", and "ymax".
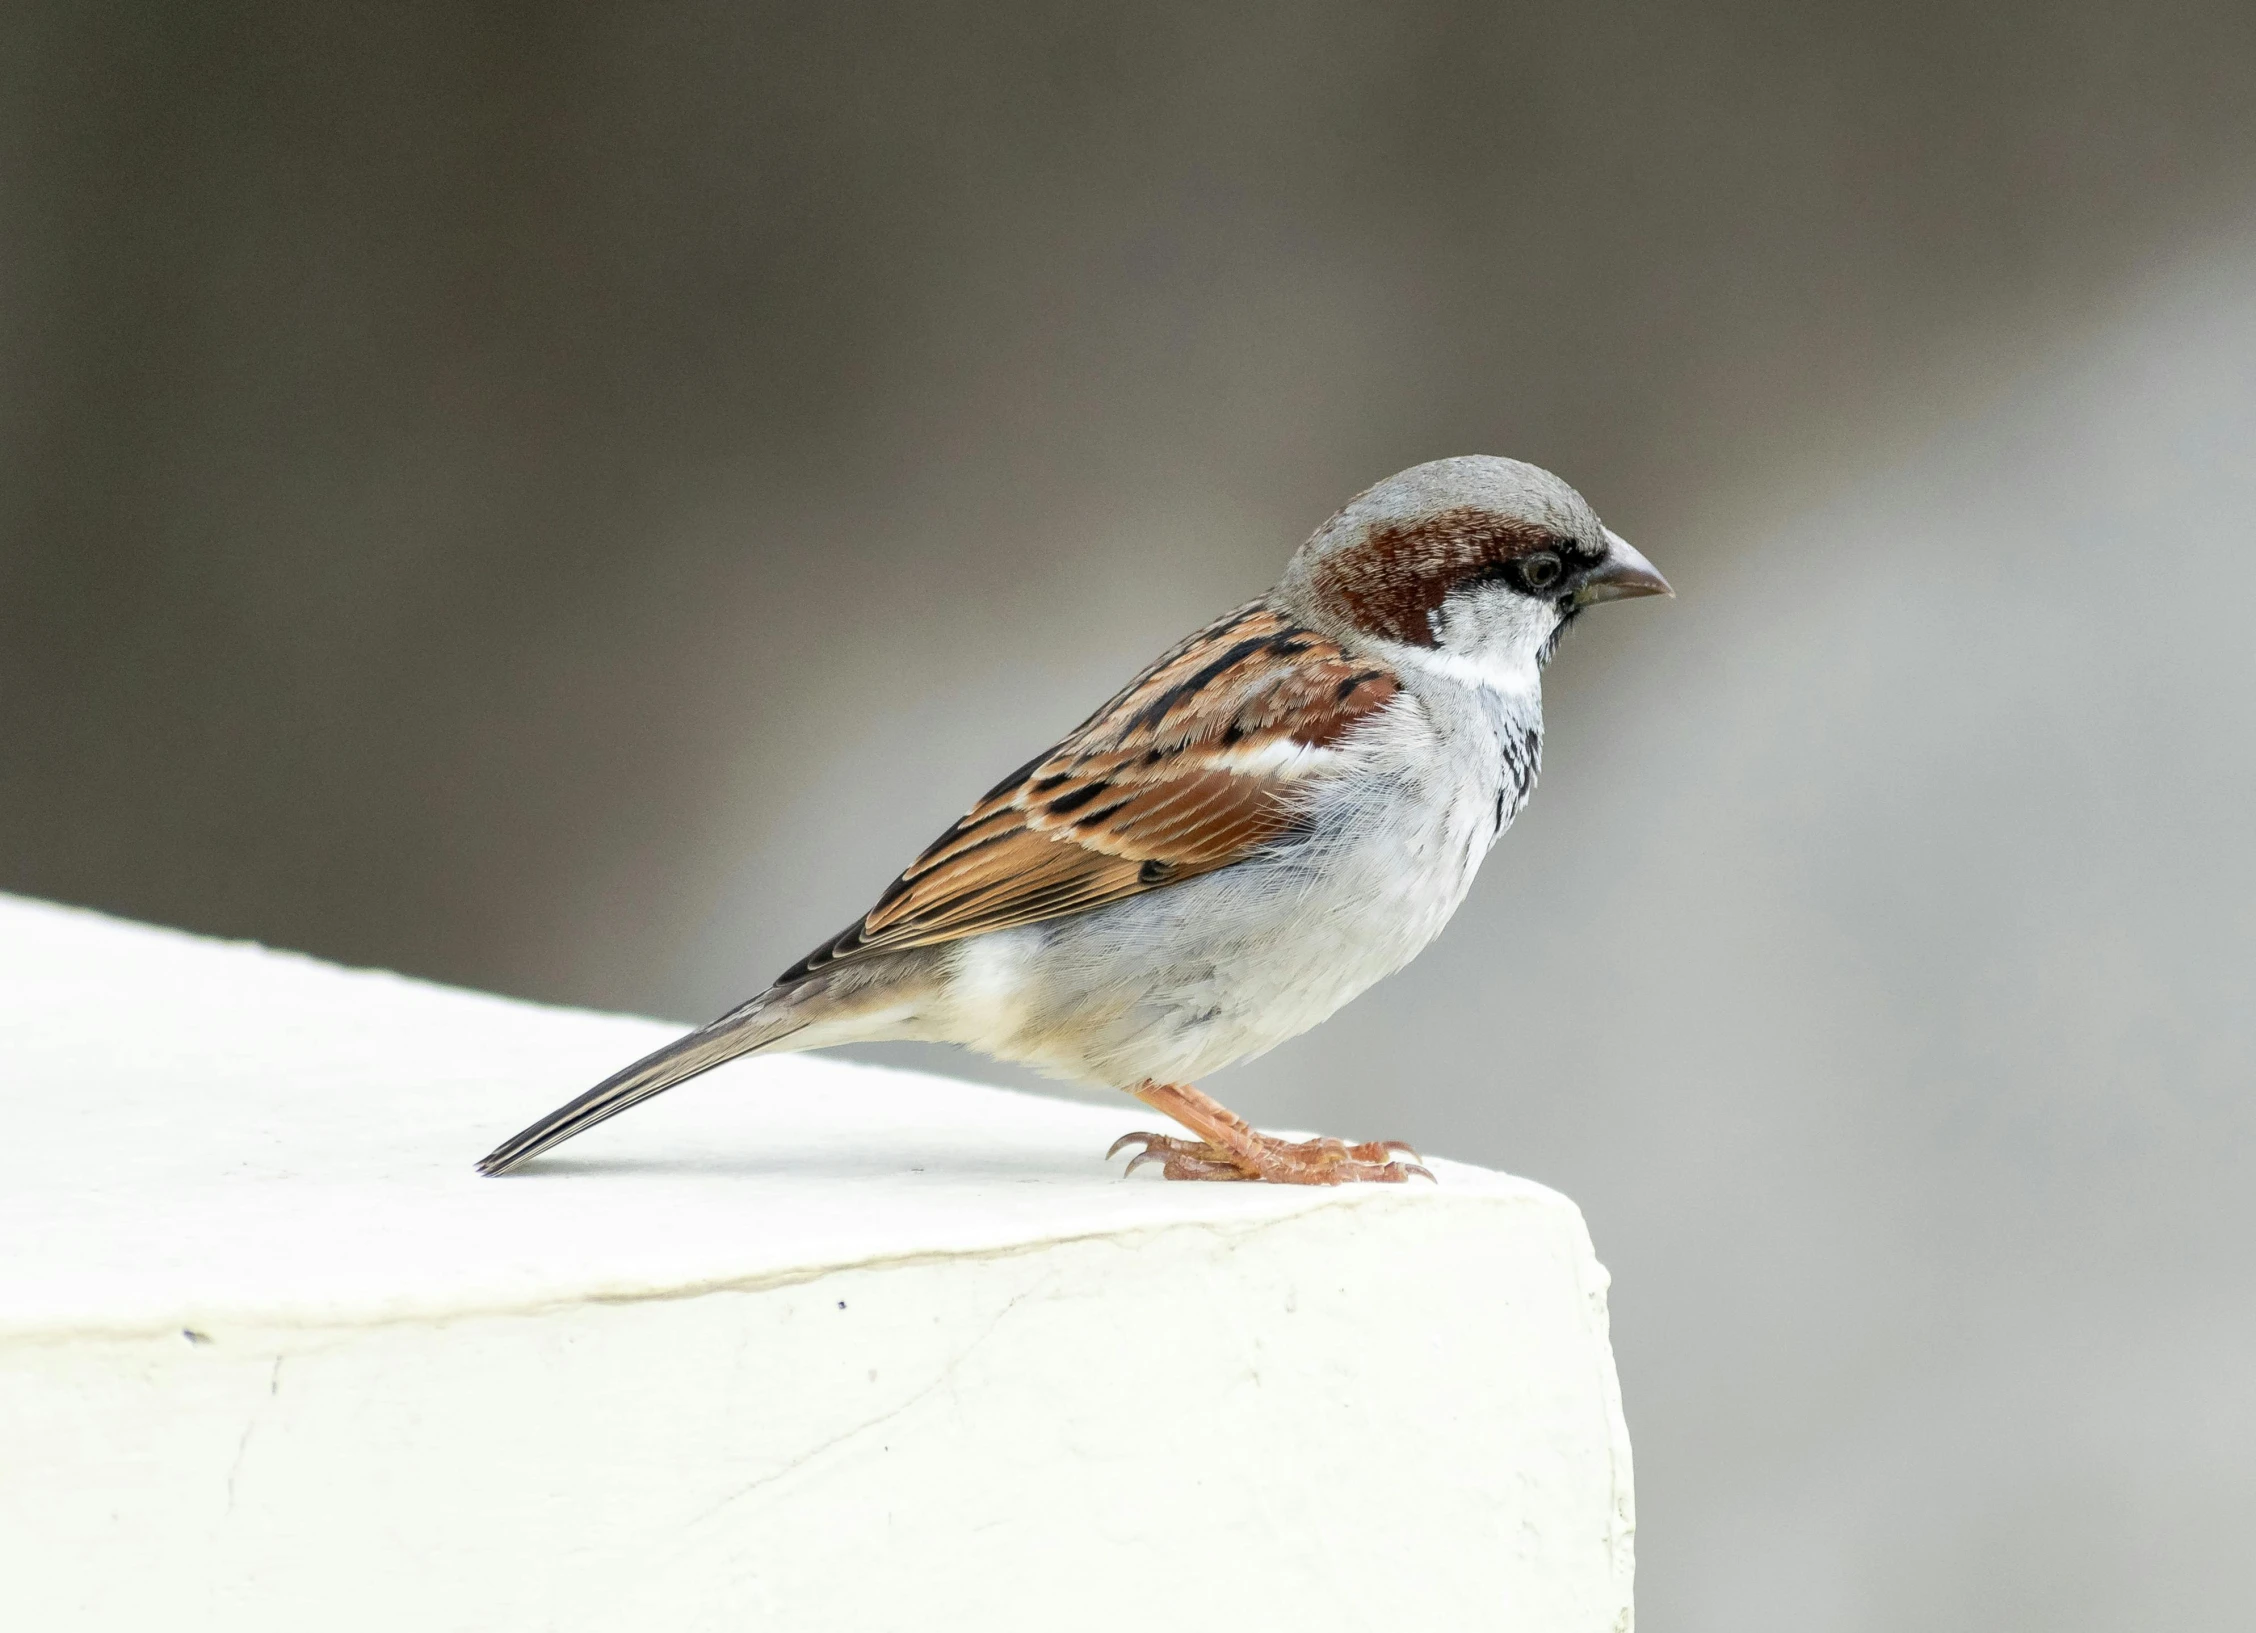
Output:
[{"xmin": 778, "ymin": 602, "xmax": 1399, "ymax": 980}]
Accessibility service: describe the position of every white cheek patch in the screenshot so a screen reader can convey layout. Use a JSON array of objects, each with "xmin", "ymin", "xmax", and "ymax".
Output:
[
  {"xmin": 1403, "ymin": 587, "xmax": 1558, "ymax": 694},
  {"xmin": 1393, "ymin": 635, "xmax": 1549, "ymax": 699}
]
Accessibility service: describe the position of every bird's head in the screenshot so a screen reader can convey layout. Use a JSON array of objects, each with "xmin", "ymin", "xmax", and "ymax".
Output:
[{"xmin": 1276, "ymin": 455, "xmax": 1670, "ymax": 686}]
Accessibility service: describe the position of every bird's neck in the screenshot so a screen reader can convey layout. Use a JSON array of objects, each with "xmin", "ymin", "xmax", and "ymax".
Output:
[{"xmin": 1387, "ymin": 640, "xmax": 1546, "ymax": 704}]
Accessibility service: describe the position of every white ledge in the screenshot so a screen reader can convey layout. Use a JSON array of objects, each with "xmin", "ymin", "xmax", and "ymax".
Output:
[{"xmin": 0, "ymin": 893, "xmax": 1634, "ymax": 1631}]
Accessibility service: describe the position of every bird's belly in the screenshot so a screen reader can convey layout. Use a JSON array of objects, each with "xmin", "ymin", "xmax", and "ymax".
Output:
[{"xmin": 934, "ymin": 759, "xmax": 1504, "ymax": 1088}]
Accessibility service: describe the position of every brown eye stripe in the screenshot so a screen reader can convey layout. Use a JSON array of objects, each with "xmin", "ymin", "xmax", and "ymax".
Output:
[{"xmin": 1308, "ymin": 506, "xmax": 1560, "ymax": 646}]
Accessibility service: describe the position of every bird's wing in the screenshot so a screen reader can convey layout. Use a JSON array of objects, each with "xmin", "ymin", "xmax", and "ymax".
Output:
[{"xmin": 779, "ymin": 601, "xmax": 1400, "ymax": 979}]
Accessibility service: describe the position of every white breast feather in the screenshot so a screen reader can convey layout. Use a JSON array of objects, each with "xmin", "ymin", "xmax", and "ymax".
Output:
[{"xmin": 928, "ymin": 657, "xmax": 1544, "ymax": 1089}]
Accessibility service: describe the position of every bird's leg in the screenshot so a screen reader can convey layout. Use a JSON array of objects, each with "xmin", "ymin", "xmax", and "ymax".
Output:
[{"xmin": 1108, "ymin": 1081, "xmax": 1433, "ymax": 1185}]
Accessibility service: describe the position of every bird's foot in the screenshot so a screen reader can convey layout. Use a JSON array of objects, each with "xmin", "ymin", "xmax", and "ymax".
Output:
[
  {"xmin": 1112, "ymin": 1080, "xmax": 1434, "ymax": 1184},
  {"xmin": 1107, "ymin": 1128, "xmax": 1432, "ymax": 1185}
]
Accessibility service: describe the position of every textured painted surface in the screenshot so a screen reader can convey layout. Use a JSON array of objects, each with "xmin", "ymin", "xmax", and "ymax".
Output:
[{"xmin": 0, "ymin": 894, "xmax": 1632, "ymax": 1631}]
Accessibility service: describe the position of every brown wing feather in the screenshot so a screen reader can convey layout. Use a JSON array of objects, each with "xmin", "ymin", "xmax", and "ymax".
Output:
[{"xmin": 778, "ymin": 601, "xmax": 1399, "ymax": 980}]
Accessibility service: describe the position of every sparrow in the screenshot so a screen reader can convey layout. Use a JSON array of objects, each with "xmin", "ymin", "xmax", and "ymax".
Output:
[{"xmin": 479, "ymin": 456, "xmax": 1669, "ymax": 1185}]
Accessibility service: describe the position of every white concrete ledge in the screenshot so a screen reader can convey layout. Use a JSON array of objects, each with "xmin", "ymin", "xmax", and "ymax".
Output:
[{"xmin": 0, "ymin": 894, "xmax": 1633, "ymax": 1631}]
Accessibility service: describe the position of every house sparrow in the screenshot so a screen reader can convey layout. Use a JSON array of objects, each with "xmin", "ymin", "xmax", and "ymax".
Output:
[{"xmin": 479, "ymin": 456, "xmax": 1669, "ymax": 1184}]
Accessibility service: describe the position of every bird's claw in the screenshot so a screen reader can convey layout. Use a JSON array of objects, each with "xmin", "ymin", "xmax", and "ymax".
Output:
[
  {"xmin": 1107, "ymin": 1126, "xmax": 1436, "ymax": 1185},
  {"xmin": 1113, "ymin": 1132, "xmax": 1249, "ymax": 1181},
  {"xmin": 1107, "ymin": 1129, "xmax": 1165, "ymax": 1161},
  {"xmin": 1120, "ymin": 1145, "xmax": 1168, "ymax": 1178}
]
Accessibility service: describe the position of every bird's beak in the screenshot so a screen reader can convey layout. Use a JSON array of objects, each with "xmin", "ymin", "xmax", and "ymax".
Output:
[{"xmin": 1572, "ymin": 527, "xmax": 1673, "ymax": 605}]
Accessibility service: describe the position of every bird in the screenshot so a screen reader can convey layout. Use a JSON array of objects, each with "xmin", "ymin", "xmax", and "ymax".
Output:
[{"xmin": 478, "ymin": 455, "xmax": 1669, "ymax": 1184}]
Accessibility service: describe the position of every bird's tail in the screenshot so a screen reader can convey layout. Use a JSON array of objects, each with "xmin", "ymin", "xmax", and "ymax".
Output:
[{"xmin": 477, "ymin": 988, "xmax": 820, "ymax": 1175}]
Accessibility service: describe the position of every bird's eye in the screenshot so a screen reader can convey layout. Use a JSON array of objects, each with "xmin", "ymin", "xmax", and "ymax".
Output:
[{"xmin": 1520, "ymin": 552, "xmax": 1563, "ymax": 591}]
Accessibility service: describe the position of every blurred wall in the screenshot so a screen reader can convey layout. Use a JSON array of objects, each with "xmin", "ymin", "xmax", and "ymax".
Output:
[{"xmin": 7, "ymin": 5, "xmax": 2256, "ymax": 1630}]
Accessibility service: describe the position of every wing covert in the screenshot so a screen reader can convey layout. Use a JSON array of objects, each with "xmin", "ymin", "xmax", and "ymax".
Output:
[{"xmin": 778, "ymin": 602, "xmax": 1398, "ymax": 980}]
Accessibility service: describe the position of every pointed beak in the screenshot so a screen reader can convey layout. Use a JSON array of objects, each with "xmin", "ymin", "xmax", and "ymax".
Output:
[{"xmin": 1573, "ymin": 527, "xmax": 1673, "ymax": 605}]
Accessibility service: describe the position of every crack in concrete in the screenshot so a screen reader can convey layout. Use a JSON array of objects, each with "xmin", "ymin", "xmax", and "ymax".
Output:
[
  {"xmin": 4, "ymin": 1184, "xmax": 1555, "ymax": 1349},
  {"xmin": 223, "ymin": 1356, "xmax": 285, "ymax": 1516},
  {"xmin": 686, "ymin": 1277, "xmax": 1053, "ymax": 1531}
]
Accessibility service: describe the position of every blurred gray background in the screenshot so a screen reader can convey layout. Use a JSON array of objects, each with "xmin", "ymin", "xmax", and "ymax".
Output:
[{"xmin": 7, "ymin": 3, "xmax": 2255, "ymax": 1627}]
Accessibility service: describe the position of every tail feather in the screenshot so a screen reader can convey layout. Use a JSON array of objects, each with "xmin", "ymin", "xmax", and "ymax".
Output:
[{"xmin": 476, "ymin": 997, "xmax": 809, "ymax": 1175}]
